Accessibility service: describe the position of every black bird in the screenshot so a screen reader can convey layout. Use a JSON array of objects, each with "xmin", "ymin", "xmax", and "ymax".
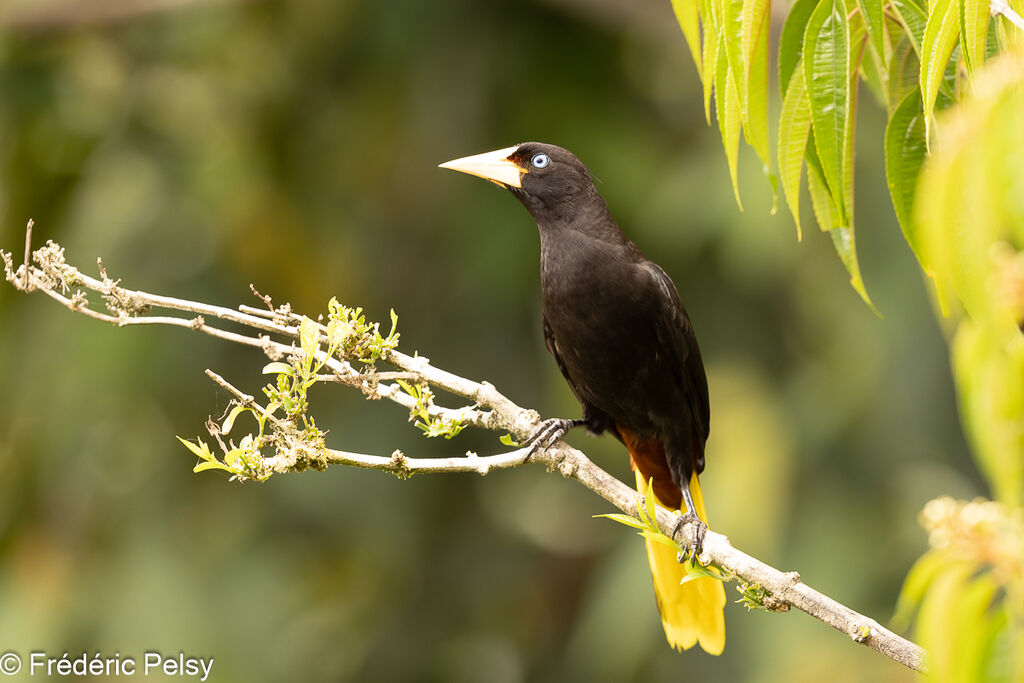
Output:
[{"xmin": 440, "ymin": 143, "xmax": 725, "ymax": 653}]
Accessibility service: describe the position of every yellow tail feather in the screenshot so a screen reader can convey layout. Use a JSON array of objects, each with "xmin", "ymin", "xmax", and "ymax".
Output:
[{"xmin": 636, "ymin": 469, "xmax": 726, "ymax": 655}]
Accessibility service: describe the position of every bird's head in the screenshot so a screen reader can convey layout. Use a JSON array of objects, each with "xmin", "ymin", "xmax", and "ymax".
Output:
[{"xmin": 439, "ymin": 142, "xmax": 597, "ymax": 220}]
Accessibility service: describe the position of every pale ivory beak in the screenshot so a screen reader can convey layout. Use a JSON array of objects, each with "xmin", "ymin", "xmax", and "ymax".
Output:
[{"xmin": 438, "ymin": 145, "xmax": 524, "ymax": 188}]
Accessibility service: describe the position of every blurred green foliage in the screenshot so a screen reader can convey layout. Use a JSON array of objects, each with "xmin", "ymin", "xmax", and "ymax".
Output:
[
  {"xmin": 672, "ymin": 0, "xmax": 1024, "ymax": 670},
  {"xmin": 891, "ymin": 46, "xmax": 1024, "ymax": 682},
  {"xmin": 0, "ymin": 0, "xmax": 980, "ymax": 680},
  {"xmin": 896, "ymin": 497, "xmax": 1024, "ymax": 683},
  {"xmin": 910, "ymin": 48, "xmax": 1024, "ymax": 509}
]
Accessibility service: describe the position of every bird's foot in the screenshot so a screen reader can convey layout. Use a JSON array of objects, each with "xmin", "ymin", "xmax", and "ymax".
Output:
[
  {"xmin": 673, "ymin": 511, "xmax": 707, "ymax": 563},
  {"xmin": 524, "ymin": 418, "xmax": 584, "ymax": 457}
]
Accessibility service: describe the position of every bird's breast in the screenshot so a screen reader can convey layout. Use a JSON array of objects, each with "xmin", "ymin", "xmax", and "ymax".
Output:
[{"xmin": 539, "ymin": 236, "xmax": 661, "ymax": 414}]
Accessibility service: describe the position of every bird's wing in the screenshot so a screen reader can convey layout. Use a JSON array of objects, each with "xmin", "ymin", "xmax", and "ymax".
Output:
[
  {"xmin": 543, "ymin": 314, "xmax": 617, "ymax": 436},
  {"xmin": 543, "ymin": 315, "xmax": 576, "ymax": 389},
  {"xmin": 642, "ymin": 262, "xmax": 710, "ymax": 444}
]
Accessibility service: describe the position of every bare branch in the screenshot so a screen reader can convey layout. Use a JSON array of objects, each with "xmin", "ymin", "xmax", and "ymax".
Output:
[
  {"xmin": 990, "ymin": 0, "xmax": 1024, "ymax": 28},
  {"xmin": 1, "ymin": 235, "xmax": 926, "ymax": 672},
  {"xmin": 531, "ymin": 443, "xmax": 926, "ymax": 670},
  {"xmin": 22, "ymin": 219, "xmax": 33, "ymax": 290}
]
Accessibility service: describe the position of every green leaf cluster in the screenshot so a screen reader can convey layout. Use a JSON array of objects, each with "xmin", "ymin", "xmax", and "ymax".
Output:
[
  {"xmin": 264, "ymin": 304, "xmax": 402, "ymax": 432},
  {"xmin": 675, "ymin": 2, "xmax": 1024, "ymax": 671},
  {"xmin": 176, "ymin": 402, "xmax": 279, "ymax": 482},
  {"xmin": 263, "ymin": 316, "xmax": 337, "ymax": 423},
  {"xmin": 895, "ymin": 497, "xmax": 1024, "ymax": 681},
  {"xmin": 673, "ymin": 0, "xmax": 1024, "ymax": 308},
  {"xmin": 327, "ymin": 298, "xmax": 400, "ymax": 365},
  {"xmin": 178, "ymin": 301, "xmax": 410, "ymax": 480},
  {"xmin": 672, "ymin": 0, "xmax": 776, "ymax": 211},
  {"xmin": 178, "ymin": 436, "xmax": 239, "ymax": 476},
  {"xmin": 911, "ymin": 48, "xmax": 1024, "ymax": 508},
  {"xmin": 395, "ymin": 379, "xmax": 465, "ymax": 439},
  {"xmin": 735, "ymin": 580, "xmax": 775, "ymax": 611},
  {"xmin": 899, "ymin": 60, "xmax": 1024, "ymax": 674},
  {"xmin": 779, "ymin": 0, "xmax": 878, "ymax": 306}
]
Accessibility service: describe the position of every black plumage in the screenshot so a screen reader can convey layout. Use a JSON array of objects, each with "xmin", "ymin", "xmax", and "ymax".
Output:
[
  {"xmin": 492, "ymin": 143, "xmax": 709, "ymax": 508},
  {"xmin": 440, "ymin": 142, "xmax": 726, "ymax": 654}
]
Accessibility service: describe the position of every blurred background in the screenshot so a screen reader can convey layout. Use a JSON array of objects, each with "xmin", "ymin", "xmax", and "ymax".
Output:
[{"xmin": 0, "ymin": 0, "xmax": 981, "ymax": 680}]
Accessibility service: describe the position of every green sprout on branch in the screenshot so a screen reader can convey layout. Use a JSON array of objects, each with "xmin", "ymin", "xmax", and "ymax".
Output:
[
  {"xmin": 595, "ymin": 477, "xmax": 732, "ymax": 583},
  {"xmin": 326, "ymin": 298, "xmax": 399, "ymax": 365},
  {"xmin": 395, "ymin": 379, "xmax": 465, "ymax": 439},
  {"xmin": 176, "ymin": 401, "xmax": 278, "ymax": 481},
  {"xmin": 736, "ymin": 580, "xmax": 775, "ymax": 612},
  {"xmin": 178, "ymin": 300, "xmax": 408, "ymax": 479}
]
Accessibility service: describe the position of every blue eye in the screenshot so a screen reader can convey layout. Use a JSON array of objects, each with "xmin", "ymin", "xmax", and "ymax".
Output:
[{"xmin": 531, "ymin": 153, "xmax": 550, "ymax": 169}]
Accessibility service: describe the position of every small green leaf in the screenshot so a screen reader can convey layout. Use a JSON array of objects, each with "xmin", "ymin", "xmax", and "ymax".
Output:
[
  {"xmin": 640, "ymin": 530, "xmax": 682, "ymax": 550},
  {"xmin": 953, "ymin": 573, "xmax": 1001, "ymax": 681},
  {"xmin": 952, "ymin": 325, "xmax": 1024, "ymax": 503},
  {"xmin": 194, "ymin": 461, "xmax": 231, "ymax": 474},
  {"xmin": 299, "ymin": 316, "xmax": 318, "ymax": 357},
  {"xmin": 916, "ymin": 563, "xmax": 975, "ymax": 677},
  {"xmin": 177, "ymin": 436, "xmax": 214, "ymax": 461},
  {"xmin": 884, "ymin": 88, "xmax": 927, "ymax": 238},
  {"xmin": 839, "ymin": 35, "xmax": 861, "ymax": 227},
  {"xmin": 262, "ymin": 362, "xmax": 294, "ymax": 376},
  {"xmin": 715, "ymin": 39, "xmax": 744, "ymax": 209},
  {"xmin": 935, "ymin": 43, "xmax": 960, "ymax": 112},
  {"xmin": 919, "ymin": 0, "xmax": 960, "ymax": 141},
  {"xmin": 858, "ymin": 29, "xmax": 889, "ymax": 106},
  {"xmin": 223, "ymin": 448, "xmax": 245, "ymax": 465},
  {"xmin": 723, "ymin": 0, "xmax": 747, "ymax": 113},
  {"xmin": 499, "ymin": 433, "xmax": 521, "ymax": 447},
  {"xmin": 680, "ymin": 556, "xmax": 730, "ymax": 582},
  {"xmin": 983, "ymin": 15, "xmax": 1000, "ymax": 61},
  {"xmin": 671, "ymin": 0, "xmax": 703, "ymax": 74},
  {"xmin": 593, "ymin": 513, "xmax": 648, "ymax": 531},
  {"xmin": 890, "ymin": 0, "xmax": 927, "ymax": 55},
  {"xmin": 395, "ymin": 378, "xmax": 419, "ymax": 400},
  {"xmin": 701, "ymin": 0, "xmax": 720, "ymax": 123},
  {"xmin": 859, "ymin": 0, "xmax": 886, "ymax": 64},
  {"xmin": 804, "ymin": 0, "xmax": 851, "ymax": 225},
  {"xmin": 804, "ymin": 137, "xmax": 840, "ymax": 230},
  {"xmin": 736, "ymin": 580, "xmax": 773, "ymax": 610},
  {"xmin": 887, "ymin": 34, "xmax": 920, "ymax": 106},
  {"xmin": 778, "ymin": 0, "xmax": 820, "ymax": 95},
  {"xmin": 261, "ymin": 401, "xmax": 280, "ymax": 419},
  {"xmin": 222, "ymin": 405, "xmax": 247, "ymax": 435},
  {"xmin": 741, "ymin": 0, "xmax": 773, "ymax": 170},
  {"xmin": 960, "ymin": 0, "xmax": 990, "ymax": 78},
  {"xmin": 830, "ymin": 226, "xmax": 877, "ymax": 311},
  {"xmin": 778, "ymin": 64, "xmax": 812, "ymax": 239},
  {"xmin": 644, "ymin": 477, "xmax": 657, "ymax": 522},
  {"xmin": 327, "ymin": 318, "xmax": 352, "ymax": 348}
]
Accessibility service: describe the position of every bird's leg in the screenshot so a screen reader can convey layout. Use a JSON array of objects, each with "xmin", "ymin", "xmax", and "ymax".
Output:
[
  {"xmin": 674, "ymin": 486, "xmax": 707, "ymax": 563},
  {"xmin": 524, "ymin": 418, "xmax": 585, "ymax": 456}
]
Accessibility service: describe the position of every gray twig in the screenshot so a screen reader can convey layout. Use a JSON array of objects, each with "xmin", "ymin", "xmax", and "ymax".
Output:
[
  {"xmin": 22, "ymin": 219, "xmax": 33, "ymax": 290},
  {"xmin": 990, "ymin": 0, "xmax": 1024, "ymax": 27}
]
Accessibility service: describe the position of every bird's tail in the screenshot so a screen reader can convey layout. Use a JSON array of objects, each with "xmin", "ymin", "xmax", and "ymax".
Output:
[{"xmin": 632, "ymin": 468, "xmax": 726, "ymax": 654}]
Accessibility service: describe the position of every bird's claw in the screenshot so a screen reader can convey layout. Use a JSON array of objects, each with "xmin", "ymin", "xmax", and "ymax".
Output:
[
  {"xmin": 674, "ymin": 511, "xmax": 707, "ymax": 563},
  {"xmin": 524, "ymin": 418, "xmax": 581, "ymax": 457}
]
